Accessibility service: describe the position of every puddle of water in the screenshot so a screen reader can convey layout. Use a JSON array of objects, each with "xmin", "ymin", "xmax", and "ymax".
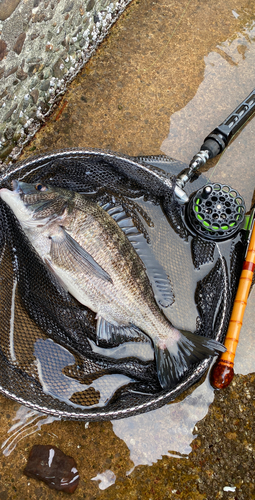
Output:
[
  {"xmin": 2, "ymin": 372, "xmax": 214, "ymax": 482},
  {"xmin": 1, "ymin": 406, "xmax": 58, "ymax": 457},
  {"xmin": 91, "ymin": 469, "xmax": 116, "ymax": 490},
  {"xmin": 161, "ymin": 19, "xmax": 255, "ymax": 210},
  {"xmin": 112, "ymin": 372, "xmax": 214, "ymax": 472}
]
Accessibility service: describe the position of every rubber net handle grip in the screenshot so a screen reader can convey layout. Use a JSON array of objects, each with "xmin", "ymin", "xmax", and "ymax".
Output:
[{"xmin": 202, "ymin": 88, "xmax": 255, "ymax": 157}]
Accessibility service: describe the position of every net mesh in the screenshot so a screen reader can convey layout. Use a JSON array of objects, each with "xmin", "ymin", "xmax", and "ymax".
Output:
[{"xmin": 0, "ymin": 148, "xmax": 245, "ymax": 420}]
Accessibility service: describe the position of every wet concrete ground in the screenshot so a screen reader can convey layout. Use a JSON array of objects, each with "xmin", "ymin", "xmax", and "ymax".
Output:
[{"xmin": 0, "ymin": 0, "xmax": 255, "ymax": 498}]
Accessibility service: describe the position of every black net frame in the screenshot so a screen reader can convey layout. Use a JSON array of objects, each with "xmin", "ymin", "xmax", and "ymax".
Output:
[{"xmin": 0, "ymin": 148, "xmax": 245, "ymax": 420}]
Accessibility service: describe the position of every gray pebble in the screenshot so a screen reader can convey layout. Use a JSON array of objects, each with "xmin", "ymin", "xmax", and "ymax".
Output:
[
  {"xmin": 40, "ymin": 80, "xmax": 50, "ymax": 91},
  {"xmin": 3, "ymin": 103, "xmax": 18, "ymax": 121}
]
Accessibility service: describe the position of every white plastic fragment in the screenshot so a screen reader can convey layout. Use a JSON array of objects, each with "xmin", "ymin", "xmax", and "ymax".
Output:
[{"xmin": 223, "ymin": 486, "xmax": 236, "ymax": 492}]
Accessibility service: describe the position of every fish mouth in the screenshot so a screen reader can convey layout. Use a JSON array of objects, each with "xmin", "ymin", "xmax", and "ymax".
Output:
[
  {"xmin": 11, "ymin": 180, "xmax": 38, "ymax": 195},
  {"xmin": 11, "ymin": 180, "xmax": 20, "ymax": 193}
]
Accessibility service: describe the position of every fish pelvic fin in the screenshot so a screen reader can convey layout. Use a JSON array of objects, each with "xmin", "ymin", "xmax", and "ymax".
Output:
[
  {"xmin": 96, "ymin": 316, "xmax": 148, "ymax": 345},
  {"xmin": 154, "ymin": 330, "xmax": 226, "ymax": 390}
]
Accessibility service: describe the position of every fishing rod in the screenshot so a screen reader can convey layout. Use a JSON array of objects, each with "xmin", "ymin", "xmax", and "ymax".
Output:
[{"xmin": 173, "ymin": 88, "xmax": 255, "ymax": 389}]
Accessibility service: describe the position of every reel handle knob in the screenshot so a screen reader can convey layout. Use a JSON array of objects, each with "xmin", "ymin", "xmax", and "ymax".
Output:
[{"xmin": 201, "ymin": 186, "xmax": 212, "ymax": 199}]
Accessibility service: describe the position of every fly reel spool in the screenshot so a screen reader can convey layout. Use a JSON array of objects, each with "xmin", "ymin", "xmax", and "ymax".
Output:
[{"xmin": 187, "ymin": 183, "xmax": 246, "ymax": 241}]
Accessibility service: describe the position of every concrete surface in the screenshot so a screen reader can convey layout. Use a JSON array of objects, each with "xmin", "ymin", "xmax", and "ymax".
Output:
[
  {"xmin": 0, "ymin": 0, "xmax": 254, "ymax": 498},
  {"xmin": 0, "ymin": 0, "xmax": 132, "ymax": 164}
]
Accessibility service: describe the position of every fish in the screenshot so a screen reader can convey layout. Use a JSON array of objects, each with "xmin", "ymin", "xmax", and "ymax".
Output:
[{"xmin": 0, "ymin": 181, "xmax": 226, "ymax": 390}]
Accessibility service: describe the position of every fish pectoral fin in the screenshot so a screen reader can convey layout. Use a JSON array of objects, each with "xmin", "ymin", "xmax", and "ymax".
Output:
[
  {"xmin": 96, "ymin": 316, "xmax": 148, "ymax": 345},
  {"xmin": 50, "ymin": 226, "xmax": 112, "ymax": 283}
]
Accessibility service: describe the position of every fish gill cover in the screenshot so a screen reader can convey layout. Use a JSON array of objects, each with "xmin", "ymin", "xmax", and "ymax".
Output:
[{"xmin": 0, "ymin": 148, "xmax": 245, "ymax": 420}]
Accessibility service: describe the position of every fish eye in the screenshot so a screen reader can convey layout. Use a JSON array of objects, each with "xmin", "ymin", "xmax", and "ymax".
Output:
[{"xmin": 35, "ymin": 184, "xmax": 47, "ymax": 192}]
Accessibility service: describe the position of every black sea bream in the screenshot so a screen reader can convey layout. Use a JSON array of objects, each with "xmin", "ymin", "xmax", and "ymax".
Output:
[{"xmin": 0, "ymin": 181, "xmax": 225, "ymax": 389}]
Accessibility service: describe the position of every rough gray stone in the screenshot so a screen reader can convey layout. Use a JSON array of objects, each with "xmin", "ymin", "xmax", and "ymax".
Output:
[
  {"xmin": 30, "ymin": 33, "xmax": 39, "ymax": 40},
  {"xmin": 86, "ymin": 0, "xmax": 95, "ymax": 11},
  {"xmin": 30, "ymin": 89, "xmax": 39, "ymax": 104},
  {"xmin": 52, "ymin": 58, "xmax": 65, "ymax": 79},
  {"xmin": 16, "ymin": 67, "xmax": 28, "ymax": 80},
  {"xmin": 0, "ymin": 40, "xmax": 7, "ymax": 61},
  {"xmin": 37, "ymin": 99, "xmax": 50, "ymax": 113},
  {"xmin": 5, "ymin": 65, "xmax": 18, "ymax": 77},
  {"xmin": 28, "ymin": 63, "xmax": 41, "ymax": 75},
  {"xmin": 18, "ymin": 114, "xmax": 26, "ymax": 126},
  {"xmin": 40, "ymin": 79, "xmax": 50, "ymax": 91},
  {"xmin": 3, "ymin": 104, "xmax": 17, "ymax": 121},
  {"xmin": 0, "ymin": 143, "xmax": 13, "ymax": 158},
  {"xmin": 13, "ymin": 32, "xmax": 26, "ymax": 55},
  {"xmin": 0, "ymin": 89, "xmax": 7, "ymax": 99},
  {"xmin": 4, "ymin": 127, "xmax": 14, "ymax": 140},
  {"xmin": 62, "ymin": 2, "xmax": 74, "ymax": 13},
  {"xmin": 28, "ymin": 106, "xmax": 37, "ymax": 118}
]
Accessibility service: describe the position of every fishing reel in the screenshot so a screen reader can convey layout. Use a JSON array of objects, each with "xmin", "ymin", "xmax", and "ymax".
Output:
[
  {"xmin": 174, "ymin": 89, "xmax": 255, "ymax": 240},
  {"xmin": 186, "ymin": 182, "xmax": 245, "ymax": 241}
]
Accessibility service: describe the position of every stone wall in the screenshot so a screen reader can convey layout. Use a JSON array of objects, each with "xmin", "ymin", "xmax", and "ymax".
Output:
[{"xmin": 0, "ymin": 0, "xmax": 131, "ymax": 165}]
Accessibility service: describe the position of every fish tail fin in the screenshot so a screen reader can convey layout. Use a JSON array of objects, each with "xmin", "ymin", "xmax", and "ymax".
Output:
[{"xmin": 154, "ymin": 330, "xmax": 226, "ymax": 390}]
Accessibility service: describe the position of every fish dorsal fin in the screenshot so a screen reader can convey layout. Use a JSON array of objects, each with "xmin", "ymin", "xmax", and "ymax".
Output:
[
  {"xmin": 106, "ymin": 205, "xmax": 124, "ymax": 218},
  {"xmin": 128, "ymin": 233, "xmax": 174, "ymax": 307},
  {"xmin": 50, "ymin": 227, "xmax": 112, "ymax": 283},
  {"xmin": 96, "ymin": 316, "xmax": 148, "ymax": 345},
  {"xmin": 101, "ymin": 202, "xmax": 174, "ymax": 308}
]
